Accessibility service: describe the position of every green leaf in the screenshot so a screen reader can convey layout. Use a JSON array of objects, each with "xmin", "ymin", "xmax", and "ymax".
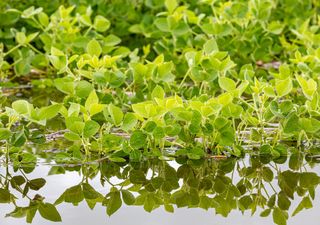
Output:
[
  {"xmin": 64, "ymin": 132, "xmax": 81, "ymax": 141},
  {"xmin": 275, "ymin": 78, "xmax": 292, "ymax": 97},
  {"xmin": 12, "ymin": 100, "xmax": 33, "ymax": 115},
  {"xmin": 16, "ymin": 32, "xmax": 27, "ymax": 45},
  {"xmin": 75, "ymin": 80, "xmax": 94, "ymax": 98},
  {"xmin": 107, "ymin": 190, "xmax": 122, "ymax": 216},
  {"xmin": 203, "ymin": 38, "xmax": 218, "ymax": 54},
  {"xmin": 83, "ymin": 120, "xmax": 100, "ymax": 138},
  {"xmin": 87, "ymin": 39, "xmax": 102, "ymax": 57},
  {"xmin": 50, "ymin": 46, "xmax": 64, "ymax": 56},
  {"xmin": 0, "ymin": 128, "xmax": 11, "ymax": 140},
  {"xmin": 121, "ymin": 113, "xmax": 137, "ymax": 131},
  {"xmin": 165, "ymin": 0, "xmax": 178, "ymax": 13},
  {"xmin": 38, "ymin": 203, "xmax": 62, "ymax": 222},
  {"xmin": 107, "ymin": 104, "xmax": 123, "ymax": 126},
  {"xmin": 21, "ymin": 6, "xmax": 42, "ymax": 18},
  {"xmin": 109, "ymin": 157, "xmax": 126, "ymax": 162},
  {"xmin": 38, "ymin": 104, "xmax": 61, "ymax": 120},
  {"xmin": 11, "ymin": 130, "xmax": 27, "ymax": 147},
  {"xmin": 132, "ymin": 102, "xmax": 150, "ymax": 118},
  {"xmin": 151, "ymin": 85, "xmax": 165, "ymax": 99},
  {"xmin": 267, "ymin": 21, "xmax": 285, "ymax": 34},
  {"xmin": 85, "ymin": 90, "xmax": 99, "ymax": 110},
  {"xmin": 38, "ymin": 12, "xmax": 49, "ymax": 27},
  {"xmin": 104, "ymin": 34, "xmax": 121, "ymax": 46},
  {"xmin": 66, "ymin": 118, "xmax": 85, "ymax": 134},
  {"xmin": 218, "ymin": 77, "xmax": 236, "ymax": 92},
  {"xmin": 26, "ymin": 32, "xmax": 39, "ymax": 43},
  {"xmin": 49, "ymin": 55, "xmax": 68, "ymax": 72},
  {"xmin": 89, "ymin": 104, "xmax": 105, "ymax": 116},
  {"xmin": 93, "ymin": 15, "xmax": 110, "ymax": 32},
  {"xmin": 283, "ymin": 113, "xmax": 300, "ymax": 134},
  {"xmin": 130, "ymin": 130, "xmax": 147, "ymax": 149},
  {"xmin": 296, "ymin": 75, "xmax": 317, "ymax": 100},
  {"xmin": 121, "ymin": 190, "xmax": 135, "ymax": 205},
  {"xmin": 154, "ymin": 18, "xmax": 169, "ymax": 32},
  {"xmin": 0, "ymin": 9, "xmax": 20, "ymax": 26},
  {"xmin": 54, "ymin": 77, "xmax": 74, "ymax": 94}
]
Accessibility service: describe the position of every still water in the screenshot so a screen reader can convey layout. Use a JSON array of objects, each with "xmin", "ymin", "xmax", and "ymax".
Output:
[{"xmin": 1, "ymin": 154, "xmax": 320, "ymax": 225}]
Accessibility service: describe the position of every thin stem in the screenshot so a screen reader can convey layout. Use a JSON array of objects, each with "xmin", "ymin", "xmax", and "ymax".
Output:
[
  {"xmin": 178, "ymin": 68, "xmax": 191, "ymax": 89},
  {"xmin": 3, "ymin": 45, "xmax": 21, "ymax": 57}
]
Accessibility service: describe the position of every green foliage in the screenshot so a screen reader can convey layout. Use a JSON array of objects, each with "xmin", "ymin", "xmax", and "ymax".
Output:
[{"xmin": 1, "ymin": 0, "xmax": 320, "ymax": 180}]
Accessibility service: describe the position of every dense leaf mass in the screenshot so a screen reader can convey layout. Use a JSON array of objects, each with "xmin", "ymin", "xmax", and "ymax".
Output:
[{"xmin": 1, "ymin": 1, "xmax": 320, "ymax": 162}]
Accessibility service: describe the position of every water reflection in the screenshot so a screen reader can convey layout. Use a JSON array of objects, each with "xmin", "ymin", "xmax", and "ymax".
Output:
[{"xmin": 1, "ymin": 154, "xmax": 320, "ymax": 225}]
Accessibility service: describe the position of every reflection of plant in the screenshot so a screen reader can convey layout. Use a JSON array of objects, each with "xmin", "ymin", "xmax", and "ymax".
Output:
[
  {"xmin": 0, "ymin": 164, "xmax": 61, "ymax": 222},
  {"xmin": 2, "ymin": 154, "xmax": 319, "ymax": 225}
]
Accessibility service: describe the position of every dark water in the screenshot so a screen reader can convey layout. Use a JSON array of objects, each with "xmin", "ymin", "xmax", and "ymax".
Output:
[{"xmin": 1, "ymin": 154, "xmax": 320, "ymax": 225}]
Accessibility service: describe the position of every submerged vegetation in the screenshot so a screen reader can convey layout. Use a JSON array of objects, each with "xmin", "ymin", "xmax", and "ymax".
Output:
[{"xmin": 1, "ymin": 0, "xmax": 320, "ymax": 224}]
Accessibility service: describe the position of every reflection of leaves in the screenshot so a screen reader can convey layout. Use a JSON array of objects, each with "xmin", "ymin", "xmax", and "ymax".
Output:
[
  {"xmin": 278, "ymin": 171, "xmax": 299, "ymax": 199},
  {"xmin": 143, "ymin": 193, "xmax": 162, "ymax": 212},
  {"xmin": 121, "ymin": 190, "xmax": 135, "ymax": 205},
  {"xmin": 38, "ymin": 202, "xmax": 62, "ymax": 222},
  {"xmin": 29, "ymin": 178, "xmax": 46, "ymax": 190},
  {"xmin": 10, "ymin": 175, "xmax": 26, "ymax": 188},
  {"xmin": 292, "ymin": 196, "xmax": 313, "ymax": 216},
  {"xmin": 199, "ymin": 196, "xmax": 211, "ymax": 210},
  {"xmin": 82, "ymin": 183, "xmax": 101, "ymax": 200},
  {"xmin": 214, "ymin": 195, "xmax": 231, "ymax": 217},
  {"xmin": 62, "ymin": 185, "xmax": 84, "ymax": 205},
  {"xmin": 273, "ymin": 207, "xmax": 288, "ymax": 225},
  {"xmin": 260, "ymin": 208, "xmax": 271, "ymax": 217},
  {"xmin": 277, "ymin": 192, "xmax": 291, "ymax": 210},
  {"xmin": 262, "ymin": 167, "xmax": 273, "ymax": 182},
  {"xmin": 5, "ymin": 207, "xmax": 26, "ymax": 218},
  {"xmin": 0, "ymin": 188, "xmax": 11, "ymax": 203},
  {"xmin": 164, "ymin": 204, "xmax": 174, "ymax": 213},
  {"xmin": 26, "ymin": 202, "xmax": 38, "ymax": 223},
  {"xmin": 300, "ymin": 172, "xmax": 320, "ymax": 188},
  {"xmin": 268, "ymin": 194, "xmax": 276, "ymax": 207},
  {"xmin": 171, "ymin": 190, "xmax": 189, "ymax": 208},
  {"xmin": 106, "ymin": 189, "xmax": 122, "ymax": 216},
  {"xmin": 213, "ymin": 177, "xmax": 226, "ymax": 193},
  {"xmin": 2, "ymin": 154, "xmax": 320, "ymax": 223},
  {"xmin": 239, "ymin": 195, "xmax": 253, "ymax": 211},
  {"xmin": 129, "ymin": 170, "xmax": 146, "ymax": 184}
]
